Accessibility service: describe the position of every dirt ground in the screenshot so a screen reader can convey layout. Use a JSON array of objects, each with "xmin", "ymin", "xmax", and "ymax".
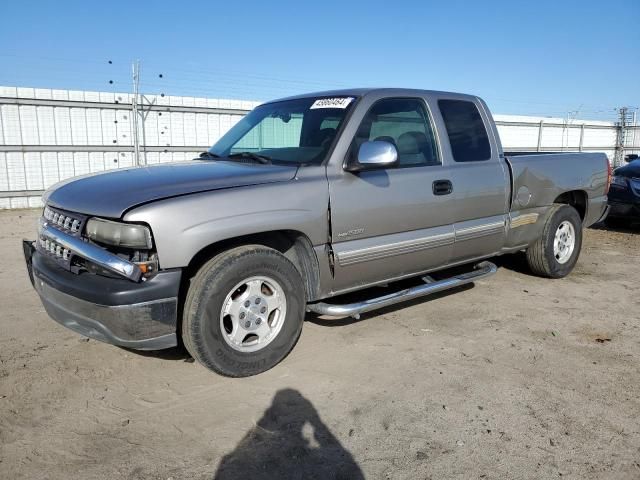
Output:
[{"xmin": 0, "ymin": 209, "xmax": 639, "ymax": 480}]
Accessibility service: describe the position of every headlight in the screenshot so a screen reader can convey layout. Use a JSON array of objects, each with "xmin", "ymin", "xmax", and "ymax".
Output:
[
  {"xmin": 85, "ymin": 218, "xmax": 153, "ymax": 249},
  {"xmin": 611, "ymin": 176, "xmax": 627, "ymax": 187}
]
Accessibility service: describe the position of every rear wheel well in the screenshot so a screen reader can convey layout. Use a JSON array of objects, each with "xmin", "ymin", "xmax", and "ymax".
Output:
[
  {"xmin": 553, "ymin": 190, "xmax": 587, "ymax": 221},
  {"xmin": 182, "ymin": 231, "xmax": 321, "ymax": 302}
]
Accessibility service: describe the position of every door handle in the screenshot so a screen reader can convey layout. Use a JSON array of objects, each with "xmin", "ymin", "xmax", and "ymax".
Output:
[{"xmin": 432, "ymin": 180, "xmax": 453, "ymax": 196}]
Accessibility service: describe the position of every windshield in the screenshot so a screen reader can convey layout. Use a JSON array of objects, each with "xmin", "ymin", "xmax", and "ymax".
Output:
[{"xmin": 209, "ymin": 96, "xmax": 357, "ymax": 165}]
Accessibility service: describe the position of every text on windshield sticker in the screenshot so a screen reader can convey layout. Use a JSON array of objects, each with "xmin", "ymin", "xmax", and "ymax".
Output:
[{"xmin": 310, "ymin": 97, "xmax": 354, "ymax": 109}]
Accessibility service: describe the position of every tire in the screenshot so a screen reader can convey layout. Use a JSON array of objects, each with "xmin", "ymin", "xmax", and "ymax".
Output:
[
  {"xmin": 604, "ymin": 216, "xmax": 625, "ymax": 229},
  {"xmin": 525, "ymin": 204, "xmax": 583, "ymax": 278},
  {"xmin": 182, "ymin": 245, "xmax": 305, "ymax": 377}
]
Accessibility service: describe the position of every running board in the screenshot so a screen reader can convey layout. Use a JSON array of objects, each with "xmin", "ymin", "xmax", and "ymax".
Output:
[{"xmin": 306, "ymin": 261, "xmax": 497, "ymax": 319}]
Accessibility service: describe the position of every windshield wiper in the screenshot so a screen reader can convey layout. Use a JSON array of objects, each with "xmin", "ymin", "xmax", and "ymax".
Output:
[
  {"xmin": 199, "ymin": 151, "xmax": 221, "ymax": 159},
  {"xmin": 227, "ymin": 152, "xmax": 272, "ymax": 164}
]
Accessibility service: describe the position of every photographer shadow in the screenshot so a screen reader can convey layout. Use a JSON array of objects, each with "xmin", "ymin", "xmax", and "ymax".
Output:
[{"xmin": 214, "ymin": 388, "xmax": 364, "ymax": 480}]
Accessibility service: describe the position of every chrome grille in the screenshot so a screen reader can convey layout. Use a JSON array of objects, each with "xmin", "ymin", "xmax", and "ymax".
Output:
[
  {"xmin": 38, "ymin": 205, "xmax": 88, "ymax": 269},
  {"xmin": 39, "ymin": 237, "xmax": 72, "ymax": 261},
  {"xmin": 43, "ymin": 206, "xmax": 83, "ymax": 234}
]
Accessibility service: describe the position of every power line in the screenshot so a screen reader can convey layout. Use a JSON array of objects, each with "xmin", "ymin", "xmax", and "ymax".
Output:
[{"xmin": 1, "ymin": 53, "xmax": 636, "ymax": 121}]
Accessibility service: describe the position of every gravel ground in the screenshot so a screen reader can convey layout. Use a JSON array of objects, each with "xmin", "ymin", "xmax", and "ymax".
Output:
[{"xmin": 1, "ymin": 209, "xmax": 639, "ymax": 480}]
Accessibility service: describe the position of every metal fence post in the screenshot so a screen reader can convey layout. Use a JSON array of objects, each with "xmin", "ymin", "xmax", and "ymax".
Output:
[
  {"xmin": 537, "ymin": 120, "xmax": 544, "ymax": 152},
  {"xmin": 131, "ymin": 61, "xmax": 141, "ymax": 166}
]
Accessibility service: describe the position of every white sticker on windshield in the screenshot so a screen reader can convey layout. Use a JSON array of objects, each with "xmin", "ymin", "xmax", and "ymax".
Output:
[{"xmin": 310, "ymin": 97, "xmax": 354, "ymax": 109}]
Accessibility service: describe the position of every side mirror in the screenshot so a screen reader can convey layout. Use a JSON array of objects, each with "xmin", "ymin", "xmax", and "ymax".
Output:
[
  {"xmin": 346, "ymin": 140, "xmax": 398, "ymax": 172},
  {"xmin": 625, "ymin": 154, "xmax": 638, "ymax": 163}
]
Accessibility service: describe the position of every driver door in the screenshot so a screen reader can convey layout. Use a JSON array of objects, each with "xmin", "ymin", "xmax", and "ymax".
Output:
[{"xmin": 328, "ymin": 97, "xmax": 456, "ymax": 293}]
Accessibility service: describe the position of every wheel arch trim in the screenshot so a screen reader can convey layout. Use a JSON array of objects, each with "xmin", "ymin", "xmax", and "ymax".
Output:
[{"xmin": 183, "ymin": 230, "xmax": 323, "ymax": 302}]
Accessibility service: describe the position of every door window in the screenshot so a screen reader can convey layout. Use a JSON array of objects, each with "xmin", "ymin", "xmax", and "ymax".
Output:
[{"xmin": 352, "ymin": 98, "xmax": 439, "ymax": 167}]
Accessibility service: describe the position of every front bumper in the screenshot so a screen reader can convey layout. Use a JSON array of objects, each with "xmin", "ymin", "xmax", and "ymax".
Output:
[
  {"xmin": 24, "ymin": 241, "xmax": 180, "ymax": 350},
  {"xmin": 607, "ymin": 183, "xmax": 640, "ymax": 219},
  {"xmin": 608, "ymin": 201, "xmax": 640, "ymax": 219}
]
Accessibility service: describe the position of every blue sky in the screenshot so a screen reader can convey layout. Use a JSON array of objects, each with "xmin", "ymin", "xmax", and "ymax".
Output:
[{"xmin": 1, "ymin": 0, "xmax": 638, "ymax": 120}]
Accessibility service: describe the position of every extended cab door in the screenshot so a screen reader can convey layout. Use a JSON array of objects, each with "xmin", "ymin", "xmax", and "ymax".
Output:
[
  {"xmin": 327, "ymin": 96, "xmax": 456, "ymax": 294},
  {"xmin": 435, "ymin": 98, "xmax": 510, "ymax": 264}
]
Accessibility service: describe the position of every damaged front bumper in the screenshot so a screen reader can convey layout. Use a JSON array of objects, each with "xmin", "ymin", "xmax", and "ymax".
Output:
[{"xmin": 23, "ymin": 240, "xmax": 180, "ymax": 350}]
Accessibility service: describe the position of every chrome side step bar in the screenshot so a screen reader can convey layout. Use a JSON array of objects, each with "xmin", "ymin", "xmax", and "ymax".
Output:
[{"xmin": 306, "ymin": 261, "xmax": 497, "ymax": 319}]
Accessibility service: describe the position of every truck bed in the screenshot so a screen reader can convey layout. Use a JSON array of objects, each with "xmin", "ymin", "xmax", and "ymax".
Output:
[{"xmin": 505, "ymin": 152, "xmax": 609, "ymax": 228}]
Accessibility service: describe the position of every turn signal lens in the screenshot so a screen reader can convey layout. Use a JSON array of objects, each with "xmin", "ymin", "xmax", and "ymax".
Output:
[{"xmin": 135, "ymin": 260, "xmax": 158, "ymax": 277}]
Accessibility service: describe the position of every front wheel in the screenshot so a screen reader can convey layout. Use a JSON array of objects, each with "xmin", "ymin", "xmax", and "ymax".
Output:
[
  {"xmin": 526, "ymin": 204, "xmax": 583, "ymax": 278},
  {"xmin": 182, "ymin": 245, "xmax": 306, "ymax": 377}
]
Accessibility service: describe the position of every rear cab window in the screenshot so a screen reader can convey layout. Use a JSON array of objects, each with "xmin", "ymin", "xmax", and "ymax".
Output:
[{"xmin": 438, "ymin": 99, "xmax": 491, "ymax": 162}]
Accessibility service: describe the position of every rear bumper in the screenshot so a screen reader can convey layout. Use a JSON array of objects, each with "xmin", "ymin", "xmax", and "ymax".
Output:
[
  {"xmin": 596, "ymin": 204, "xmax": 610, "ymax": 224},
  {"xmin": 584, "ymin": 195, "xmax": 609, "ymax": 227},
  {"xmin": 24, "ymin": 241, "xmax": 180, "ymax": 350}
]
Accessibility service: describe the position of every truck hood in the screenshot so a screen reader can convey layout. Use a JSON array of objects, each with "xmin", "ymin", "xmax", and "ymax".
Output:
[
  {"xmin": 45, "ymin": 160, "xmax": 299, "ymax": 218},
  {"xmin": 614, "ymin": 160, "xmax": 640, "ymax": 178}
]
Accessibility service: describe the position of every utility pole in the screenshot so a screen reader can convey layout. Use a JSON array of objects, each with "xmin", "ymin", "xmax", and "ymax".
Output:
[
  {"xmin": 131, "ymin": 60, "xmax": 142, "ymax": 166},
  {"xmin": 614, "ymin": 107, "xmax": 634, "ymax": 167},
  {"xmin": 130, "ymin": 59, "xmax": 159, "ymax": 167}
]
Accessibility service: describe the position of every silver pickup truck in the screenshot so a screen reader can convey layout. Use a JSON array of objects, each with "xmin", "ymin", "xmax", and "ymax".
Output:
[{"xmin": 23, "ymin": 88, "xmax": 611, "ymax": 377}]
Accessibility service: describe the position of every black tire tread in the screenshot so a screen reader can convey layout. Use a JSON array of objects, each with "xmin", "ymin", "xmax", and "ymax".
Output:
[{"xmin": 604, "ymin": 216, "xmax": 625, "ymax": 228}]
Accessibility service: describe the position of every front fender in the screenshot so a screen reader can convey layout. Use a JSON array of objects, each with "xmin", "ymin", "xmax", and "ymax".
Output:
[{"xmin": 124, "ymin": 170, "xmax": 329, "ymax": 269}]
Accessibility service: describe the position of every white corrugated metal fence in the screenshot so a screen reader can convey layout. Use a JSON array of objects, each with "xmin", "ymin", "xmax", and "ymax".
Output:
[{"xmin": 1, "ymin": 86, "xmax": 638, "ymax": 209}]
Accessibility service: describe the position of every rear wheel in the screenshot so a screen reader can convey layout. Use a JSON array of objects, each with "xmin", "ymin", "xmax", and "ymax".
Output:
[
  {"xmin": 526, "ymin": 204, "xmax": 582, "ymax": 278},
  {"xmin": 182, "ymin": 245, "xmax": 305, "ymax": 377}
]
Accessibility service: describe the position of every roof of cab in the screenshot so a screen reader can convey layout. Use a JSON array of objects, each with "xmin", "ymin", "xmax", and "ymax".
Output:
[{"xmin": 266, "ymin": 88, "xmax": 479, "ymax": 104}]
